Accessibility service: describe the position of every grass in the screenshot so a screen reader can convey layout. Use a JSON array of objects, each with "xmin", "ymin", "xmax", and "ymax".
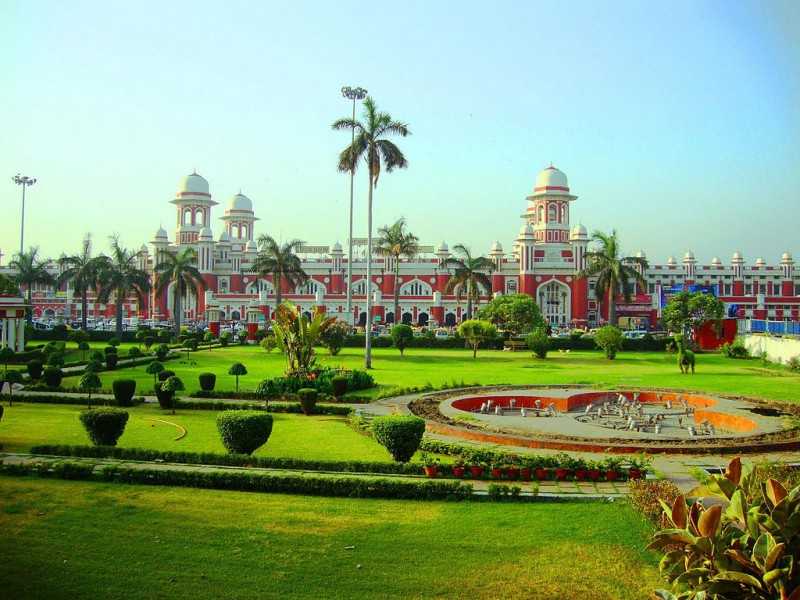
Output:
[
  {"xmin": 0, "ymin": 477, "xmax": 660, "ymax": 599},
  {"xmin": 55, "ymin": 345, "xmax": 800, "ymax": 402},
  {"xmin": 0, "ymin": 403, "xmax": 394, "ymax": 461}
]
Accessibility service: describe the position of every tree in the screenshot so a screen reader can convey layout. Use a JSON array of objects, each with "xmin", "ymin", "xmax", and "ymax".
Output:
[
  {"xmin": 444, "ymin": 245, "xmax": 494, "ymax": 321},
  {"xmin": 478, "ymin": 294, "xmax": 545, "ymax": 336},
  {"xmin": 57, "ymin": 235, "xmax": 103, "ymax": 331},
  {"xmin": 0, "ymin": 273, "xmax": 20, "ymax": 295},
  {"xmin": 228, "ymin": 362, "xmax": 248, "ymax": 392},
  {"xmin": 0, "ymin": 347, "xmax": 14, "ymax": 375},
  {"xmin": 9, "ymin": 247, "xmax": 55, "ymax": 323},
  {"xmin": 333, "ymin": 96, "xmax": 410, "ymax": 369},
  {"xmin": 95, "ymin": 237, "xmax": 150, "ymax": 337},
  {"xmin": 271, "ymin": 303, "xmax": 335, "ymax": 376},
  {"xmin": 376, "ymin": 218, "xmax": 419, "ymax": 326},
  {"xmin": 79, "ymin": 371, "xmax": 102, "ymax": 407},
  {"xmin": 160, "ymin": 376, "xmax": 184, "ymax": 414},
  {"xmin": 662, "ymin": 291, "xmax": 725, "ymax": 338},
  {"xmin": 457, "ymin": 319, "xmax": 497, "ymax": 358},
  {"xmin": 78, "ymin": 341, "xmax": 90, "ymax": 362},
  {"xmin": 3, "ymin": 370, "xmax": 23, "ymax": 405},
  {"xmin": 525, "ymin": 327, "xmax": 550, "ymax": 359},
  {"xmin": 320, "ymin": 320, "xmax": 348, "ymax": 356},
  {"xmin": 154, "ymin": 247, "xmax": 206, "ymax": 337},
  {"xmin": 250, "ymin": 236, "xmax": 307, "ymax": 309},
  {"xmin": 594, "ymin": 325, "xmax": 624, "ymax": 359},
  {"xmin": 390, "ymin": 324, "xmax": 414, "ymax": 356},
  {"xmin": 183, "ymin": 337, "xmax": 198, "ymax": 360},
  {"xmin": 576, "ymin": 230, "xmax": 647, "ymax": 326},
  {"xmin": 145, "ymin": 360, "xmax": 164, "ymax": 386}
]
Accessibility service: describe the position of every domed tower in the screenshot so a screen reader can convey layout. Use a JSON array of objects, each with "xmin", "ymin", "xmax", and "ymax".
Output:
[
  {"xmin": 171, "ymin": 172, "xmax": 217, "ymax": 245},
  {"xmin": 524, "ymin": 165, "xmax": 576, "ymax": 246},
  {"xmin": 220, "ymin": 192, "xmax": 258, "ymax": 249}
]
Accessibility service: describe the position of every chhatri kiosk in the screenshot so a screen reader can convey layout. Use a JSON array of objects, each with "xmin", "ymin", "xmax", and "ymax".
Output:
[{"xmin": 0, "ymin": 295, "xmax": 27, "ymax": 352}]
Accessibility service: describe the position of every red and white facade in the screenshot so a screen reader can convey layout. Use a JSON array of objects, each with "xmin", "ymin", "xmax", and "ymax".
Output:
[{"xmin": 2, "ymin": 167, "xmax": 798, "ymax": 330}]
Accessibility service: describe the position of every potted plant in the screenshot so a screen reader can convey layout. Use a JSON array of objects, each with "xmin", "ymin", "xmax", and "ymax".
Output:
[
  {"xmin": 573, "ymin": 458, "xmax": 588, "ymax": 482},
  {"xmin": 505, "ymin": 457, "xmax": 520, "ymax": 481},
  {"xmin": 490, "ymin": 462, "xmax": 503, "ymax": 480},
  {"xmin": 603, "ymin": 457, "xmax": 624, "ymax": 481},
  {"xmin": 627, "ymin": 454, "xmax": 651, "ymax": 480},
  {"xmin": 451, "ymin": 457, "xmax": 466, "ymax": 478},
  {"xmin": 469, "ymin": 462, "xmax": 485, "ymax": 479},
  {"xmin": 519, "ymin": 459, "xmax": 532, "ymax": 482},
  {"xmin": 554, "ymin": 465, "xmax": 571, "ymax": 481},
  {"xmin": 421, "ymin": 453, "xmax": 439, "ymax": 478},
  {"xmin": 587, "ymin": 460, "xmax": 602, "ymax": 481}
]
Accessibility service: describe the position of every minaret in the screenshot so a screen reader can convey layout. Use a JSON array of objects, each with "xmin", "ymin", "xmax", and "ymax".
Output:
[
  {"xmin": 171, "ymin": 172, "xmax": 217, "ymax": 245},
  {"xmin": 150, "ymin": 227, "xmax": 170, "ymax": 319},
  {"xmin": 490, "ymin": 242, "xmax": 504, "ymax": 295},
  {"xmin": 220, "ymin": 192, "xmax": 258, "ymax": 249},
  {"xmin": 781, "ymin": 252, "xmax": 795, "ymax": 296},
  {"xmin": 570, "ymin": 224, "xmax": 589, "ymax": 272},
  {"xmin": 683, "ymin": 251, "xmax": 697, "ymax": 284},
  {"xmin": 731, "ymin": 251, "xmax": 745, "ymax": 295},
  {"xmin": 524, "ymin": 165, "xmax": 576, "ymax": 246},
  {"xmin": 517, "ymin": 222, "xmax": 536, "ymax": 296}
]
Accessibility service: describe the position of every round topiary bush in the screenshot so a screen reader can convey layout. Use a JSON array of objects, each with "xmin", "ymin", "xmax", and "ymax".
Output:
[
  {"xmin": 331, "ymin": 375, "xmax": 348, "ymax": 398},
  {"xmin": 198, "ymin": 372, "xmax": 217, "ymax": 392},
  {"xmin": 104, "ymin": 345, "xmax": 117, "ymax": 356},
  {"xmin": 158, "ymin": 369, "xmax": 176, "ymax": 382},
  {"xmin": 154, "ymin": 344, "xmax": 169, "ymax": 361},
  {"xmin": 27, "ymin": 359, "xmax": 43, "ymax": 380},
  {"xmin": 154, "ymin": 384, "xmax": 174, "ymax": 410},
  {"xmin": 371, "ymin": 415, "xmax": 426, "ymax": 463},
  {"xmin": 525, "ymin": 327, "xmax": 550, "ymax": 359},
  {"xmin": 112, "ymin": 379, "xmax": 137, "ymax": 407},
  {"xmin": 105, "ymin": 354, "xmax": 118, "ymax": 370},
  {"xmin": 79, "ymin": 408, "xmax": 129, "ymax": 446},
  {"xmin": 216, "ymin": 411, "xmax": 274, "ymax": 455},
  {"xmin": 43, "ymin": 367, "xmax": 63, "ymax": 389},
  {"xmin": 297, "ymin": 388, "xmax": 318, "ymax": 415},
  {"xmin": 128, "ymin": 347, "xmax": 141, "ymax": 358}
]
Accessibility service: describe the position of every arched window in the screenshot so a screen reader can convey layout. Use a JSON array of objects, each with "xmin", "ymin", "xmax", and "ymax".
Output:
[
  {"xmin": 559, "ymin": 204, "xmax": 566, "ymax": 223},
  {"xmin": 548, "ymin": 203, "xmax": 557, "ymax": 223},
  {"xmin": 246, "ymin": 279, "xmax": 274, "ymax": 295},
  {"xmin": 351, "ymin": 279, "xmax": 377, "ymax": 296},
  {"xmin": 537, "ymin": 205, "xmax": 544, "ymax": 223},
  {"xmin": 444, "ymin": 313, "xmax": 456, "ymax": 326},
  {"xmin": 505, "ymin": 279, "xmax": 517, "ymax": 294},
  {"xmin": 401, "ymin": 312, "xmax": 413, "ymax": 324},
  {"xmin": 231, "ymin": 310, "xmax": 241, "ymax": 321},
  {"xmin": 296, "ymin": 279, "xmax": 325, "ymax": 295},
  {"xmin": 183, "ymin": 208, "xmax": 192, "ymax": 225},
  {"xmin": 399, "ymin": 279, "xmax": 433, "ymax": 296},
  {"xmin": 386, "ymin": 311, "xmax": 395, "ymax": 324},
  {"xmin": 195, "ymin": 208, "xmax": 204, "ymax": 226},
  {"xmin": 418, "ymin": 312, "xmax": 429, "ymax": 326}
]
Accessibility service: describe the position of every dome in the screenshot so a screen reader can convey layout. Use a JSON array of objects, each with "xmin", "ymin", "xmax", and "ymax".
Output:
[
  {"xmin": 218, "ymin": 230, "xmax": 231, "ymax": 243},
  {"xmin": 711, "ymin": 257, "xmax": 721, "ymax": 265},
  {"xmin": 571, "ymin": 224, "xmax": 588, "ymax": 237},
  {"xmin": 177, "ymin": 171, "xmax": 209, "ymax": 196},
  {"xmin": 684, "ymin": 250, "xmax": 695, "ymax": 260},
  {"xmin": 491, "ymin": 241, "xmax": 503, "ymax": 252},
  {"xmin": 667, "ymin": 256, "xmax": 676, "ymax": 265},
  {"xmin": 732, "ymin": 251, "xmax": 743, "ymax": 261},
  {"xmin": 199, "ymin": 227, "xmax": 213, "ymax": 240},
  {"xmin": 331, "ymin": 242, "xmax": 343, "ymax": 252},
  {"xmin": 635, "ymin": 249, "xmax": 646, "ymax": 259},
  {"xmin": 228, "ymin": 192, "xmax": 253, "ymax": 212},
  {"xmin": 782, "ymin": 252, "xmax": 793, "ymax": 261},
  {"xmin": 519, "ymin": 222, "xmax": 534, "ymax": 236},
  {"xmin": 533, "ymin": 165, "xmax": 569, "ymax": 196},
  {"xmin": 246, "ymin": 240, "xmax": 258, "ymax": 252},
  {"xmin": 436, "ymin": 241, "xmax": 449, "ymax": 253},
  {"xmin": 755, "ymin": 257, "xmax": 766, "ymax": 266},
  {"xmin": 154, "ymin": 226, "xmax": 168, "ymax": 240}
]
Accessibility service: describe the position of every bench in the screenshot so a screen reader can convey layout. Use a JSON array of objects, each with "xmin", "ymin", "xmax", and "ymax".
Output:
[{"xmin": 503, "ymin": 340, "xmax": 527, "ymax": 352}]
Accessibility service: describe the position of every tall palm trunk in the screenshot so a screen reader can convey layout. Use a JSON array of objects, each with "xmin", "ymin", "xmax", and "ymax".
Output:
[
  {"xmin": 115, "ymin": 293, "xmax": 124, "ymax": 336},
  {"xmin": 274, "ymin": 273, "xmax": 282, "ymax": 309},
  {"xmin": 365, "ymin": 174, "xmax": 374, "ymax": 369},
  {"xmin": 174, "ymin": 281, "xmax": 183, "ymax": 336},
  {"xmin": 393, "ymin": 258, "xmax": 400, "ymax": 326},
  {"xmin": 26, "ymin": 286, "xmax": 33, "ymax": 323},
  {"xmin": 608, "ymin": 287, "xmax": 617, "ymax": 326},
  {"xmin": 466, "ymin": 281, "xmax": 473, "ymax": 320},
  {"xmin": 81, "ymin": 292, "xmax": 89, "ymax": 330}
]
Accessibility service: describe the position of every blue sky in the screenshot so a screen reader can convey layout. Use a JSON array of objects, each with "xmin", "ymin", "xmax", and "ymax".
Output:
[{"xmin": 1, "ymin": 0, "xmax": 798, "ymax": 264}]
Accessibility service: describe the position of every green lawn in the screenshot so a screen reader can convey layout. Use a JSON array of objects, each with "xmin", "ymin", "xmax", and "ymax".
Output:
[
  {"xmin": 0, "ymin": 477, "xmax": 660, "ymax": 599},
  {"xmin": 59, "ymin": 345, "xmax": 800, "ymax": 403},
  {"xmin": 0, "ymin": 403, "xmax": 393, "ymax": 461}
]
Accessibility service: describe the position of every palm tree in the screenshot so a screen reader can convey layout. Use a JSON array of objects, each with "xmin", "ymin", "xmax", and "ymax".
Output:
[
  {"xmin": 57, "ymin": 235, "xmax": 103, "ymax": 330},
  {"xmin": 9, "ymin": 247, "xmax": 55, "ymax": 323},
  {"xmin": 577, "ymin": 230, "xmax": 647, "ymax": 326},
  {"xmin": 250, "ymin": 235, "xmax": 308, "ymax": 309},
  {"xmin": 95, "ymin": 237, "xmax": 151, "ymax": 337},
  {"xmin": 443, "ymin": 245, "xmax": 495, "ymax": 321},
  {"xmin": 333, "ymin": 96, "xmax": 410, "ymax": 368},
  {"xmin": 376, "ymin": 218, "xmax": 419, "ymax": 326},
  {"xmin": 154, "ymin": 247, "xmax": 206, "ymax": 336}
]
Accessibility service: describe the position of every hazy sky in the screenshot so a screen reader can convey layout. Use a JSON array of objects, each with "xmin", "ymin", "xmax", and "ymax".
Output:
[{"xmin": 2, "ymin": 0, "xmax": 798, "ymax": 265}]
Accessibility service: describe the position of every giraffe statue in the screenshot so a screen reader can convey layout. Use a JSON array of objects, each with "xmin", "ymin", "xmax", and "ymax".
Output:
[{"xmin": 673, "ymin": 333, "xmax": 695, "ymax": 374}]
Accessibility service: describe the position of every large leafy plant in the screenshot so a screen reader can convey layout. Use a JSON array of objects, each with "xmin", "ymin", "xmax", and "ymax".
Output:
[
  {"xmin": 271, "ymin": 302, "xmax": 335, "ymax": 376},
  {"xmin": 650, "ymin": 457, "xmax": 800, "ymax": 599}
]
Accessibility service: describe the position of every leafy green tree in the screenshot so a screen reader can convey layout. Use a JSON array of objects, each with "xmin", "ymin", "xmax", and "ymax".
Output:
[
  {"xmin": 594, "ymin": 325, "xmax": 624, "ymax": 359},
  {"xmin": 79, "ymin": 371, "xmax": 102, "ymax": 407},
  {"xmin": 250, "ymin": 236, "xmax": 307, "ymax": 310},
  {"xmin": 390, "ymin": 324, "xmax": 414, "ymax": 356},
  {"xmin": 662, "ymin": 290, "xmax": 725, "ymax": 337},
  {"xmin": 154, "ymin": 247, "xmax": 206, "ymax": 336},
  {"xmin": 478, "ymin": 293, "xmax": 545, "ymax": 335},
  {"xmin": 57, "ymin": 235, "xmax": 103, "ymax": 331},
  {"xmin": 228, "ymin": 362, "xmax": 248, "ymax": 392},
  {"xmin": 0, "ymin": 273, "xmax": 20, "ymax": 295},
  {"xmin": 333, "ymin": 96, "xmax": 410, "ymax": 369},
  {"xmin": 376, "ymin": 218, "xmax": 419, "ymax": 326},
  {"xmin": 444, "ymin": 245, "xmax": 494, "ymax": 321},
  {"xmin": 77, "ymin": 341, "xmax": 90, "ymax": 362},
  {"xmin": 525, "ymin": 327, "xmax": 550, "ymax": 359},
  {"xmin": 3, "ymin": 370, "xmax": 23, "ymax": 404},
  {"xmin": 145, "ymin": 360, "xmax": 164, "ymax": 386},
  {"xmin": 260, "ymin": 335, "xmax": 276, "ymax": 353},
  {"xmin": 457, "ymin": 319, "xmax": 497, "ymax": 359},
  {"xmin": 160, "ymin": 376, "xmax": 184, "ymax": 414},
  {"xmin": 95, "ymin": 237, "xmax": 151, "ymax": 337},
  {"xmin": 320, "ymin": 320, "xmax": 348, "ymax": 356},
  {"xmin": 0, "ymin": 347, "xmax": 14, "ymax": 375},
  {"xmin": 9, "ymin": 247, "xmax": 55, "ymax": 323},
  {"xmin": 576, "ymin": 230, "xmax": 646, "ymax": 326}
]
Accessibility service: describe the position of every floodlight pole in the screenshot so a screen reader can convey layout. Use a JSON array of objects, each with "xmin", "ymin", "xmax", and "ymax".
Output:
[
  {"xmin": 341, "ymin": 85, "xmax": 367, "ymax": 327},
  {"xmin": 12, "ymin": 174, "xmax": 37, "ymax": 255}
]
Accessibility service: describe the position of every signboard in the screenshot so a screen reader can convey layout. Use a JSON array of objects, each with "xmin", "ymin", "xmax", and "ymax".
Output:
[{"xmin": 298, "ymin": 245, "xmax": 330, "ymax": 254}]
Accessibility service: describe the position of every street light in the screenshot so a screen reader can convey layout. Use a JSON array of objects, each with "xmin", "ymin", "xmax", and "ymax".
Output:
[
  {"xmin": 12, "ymin": 174, "xmax": 37, "ymax": 255},
  {"xmin": 341, "ymin": 85, "xmax": 367, "ymax": 326}
]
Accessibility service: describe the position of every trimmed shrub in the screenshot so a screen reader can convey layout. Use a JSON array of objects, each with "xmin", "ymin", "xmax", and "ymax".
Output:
[
  {"xmin": 594, "ymin": 325, "xmax": 624, "ymax": 359},
  {"xmin": 371, "ymin": 415, "xmax": 426, "ymax": 463},
  {"xmin": 46, "ymin": 352, "xmax": 65, "ymax": 368},
  {"xmin": 297, "ymin": 388, "xmax": 317, "ymax": 415},
  {"xmin": 157, "ymin": 376, "xmax": 184, "ymax": 412},
  {"xmin": 721, "ymin": 338, "xmax": 749, "ymax": 359},
  {"xmin": 79, "ymin": 408, "xmax": 129, "ymax": 446},
  {"xmin": 108, "ymin": 337, "xmax": 121, "ymax": 347},
  {"xmin": 128, "ymin": 347, "xmax": 142, "ymax": 358},
  {"xmin": 331, "ymin": 375, "xmax": 348, "ymax": 398},
  {"xmin": 391, "ymin": 324, "xmax": 414, "ymax": 356},
  {"xmin": 154, "ymin": 384, "xmax": 174, "ymax": 410},
  {"xmin": 158, "ymin": 369, "xmax": 176, "ymax": 382},
  {"xmin": 85, "ymin": 359, "xmax": 103, "ymax": 373},
  {"xmin": 43, "ymin": 367, "xmax": 63, "ymax": 388},
  {"xmin": 105, "ymin": 353, "xmax": 118, "ymax": 370},
  {"xmin": 112, "ymin": 379, "xmax": 137, "ymax": 407},
  {"xmin": 525, "ymin": 327, "xmax": 550, "ymax": 359},
  {"xmin": 89, "ymin": 350, "xmax": 104, "ymax": 362},
  {"xmin": 628, "ymin": 479, "xmax": 683, "ymax": 528},
  {"xmin": 198, "ymin": 372, "xmax": 216, "ymax": 391},
  {"xmin": 216, "ymin": 411, "xmax": 274, "ymax": 454},
  {"xmin": 154, "ymin": 344, "xmax": 169, "ymax": 361},
  {"xmin": 321, "ymin": 320, "xmax": 348, "ymax": 356},
  {"xmin": 27, "ymin": 359, "xmax": 44, "ymax": 380},
  {"xmin": 104, "ymin": 345, "xmax": 117, "ymax": 356}
]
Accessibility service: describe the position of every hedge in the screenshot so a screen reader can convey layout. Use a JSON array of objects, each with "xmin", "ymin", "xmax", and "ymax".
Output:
[
  {"xmin": 216, "ymin": 411, "xmax": 274, "ymax": 455},
  {"xmin": 174, "ymin": 399, "xmax": 352, "ymax": 415},
  {"xmin": 3, "ymin": 394, "xmax": 143, "ymax": 407},
  {"xmin": 0, "ymin": 461, "xmax": 473, "ymax": 501}
]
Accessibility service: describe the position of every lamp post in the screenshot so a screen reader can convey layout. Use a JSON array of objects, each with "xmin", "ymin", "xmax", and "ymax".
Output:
[
  {"xmin": 12, "ymin": 174, "xmax": 37, "ymax": 255},
  {"xmin": 341, "ymin": 85, "xmax": 367, "ymax": 327}
]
